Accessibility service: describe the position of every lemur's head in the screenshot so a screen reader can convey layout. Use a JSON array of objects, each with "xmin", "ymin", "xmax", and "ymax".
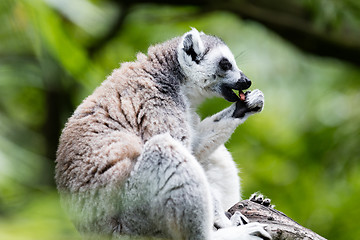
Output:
[{"xmin": 177, "ymin": 28, "xmax": 251, "ymax": 105}]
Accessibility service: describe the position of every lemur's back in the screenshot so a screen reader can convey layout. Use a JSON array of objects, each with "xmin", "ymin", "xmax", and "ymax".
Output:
[{"xmin": 56, "ymin": 37, "xmax": 190, "ymax": 193}]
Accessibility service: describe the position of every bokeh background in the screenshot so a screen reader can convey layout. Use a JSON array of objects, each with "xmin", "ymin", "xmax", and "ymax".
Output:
[{"xmin": 1, "ymin": 0, "xmax": 359, "ymax": 239}]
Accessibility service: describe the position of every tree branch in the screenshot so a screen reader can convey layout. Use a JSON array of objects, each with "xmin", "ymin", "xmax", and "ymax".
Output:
[
  {"xmin": 222, "ymin": 1, "xmax": 360, "ymax": 66},
  {"xmin": 228, "ymin": 200, "xmax": 327, "ymax": 240},
  {"xmin": 122, "ymin": 0, "xmax": 360, "ymax": 66}
]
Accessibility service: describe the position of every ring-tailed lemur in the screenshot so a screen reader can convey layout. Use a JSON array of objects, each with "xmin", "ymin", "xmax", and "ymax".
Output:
[{"xmin": 56, "ymin": 28, "xmax": 270, "ymax": 240}]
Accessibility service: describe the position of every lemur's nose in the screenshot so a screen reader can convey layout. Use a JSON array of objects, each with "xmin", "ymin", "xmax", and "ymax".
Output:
[{"xmin": 239, "ymin": 73, "xmax": 251, "ymax": 89}]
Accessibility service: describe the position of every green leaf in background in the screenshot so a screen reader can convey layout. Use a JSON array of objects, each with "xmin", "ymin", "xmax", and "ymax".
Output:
[{"xmin": 0, "ymin": 1, "xmax": 359, "ymax": 239}]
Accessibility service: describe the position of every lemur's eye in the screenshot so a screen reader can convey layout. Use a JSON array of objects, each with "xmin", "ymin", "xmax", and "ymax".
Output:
[{"xmin": 219, "ymin": 58, "xmax": 232, "ymax": 71}]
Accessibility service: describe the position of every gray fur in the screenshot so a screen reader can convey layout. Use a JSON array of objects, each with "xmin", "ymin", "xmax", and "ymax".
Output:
[{"xmin": 56, "ymin": 29, "xmax": 269, "ymax": 240}]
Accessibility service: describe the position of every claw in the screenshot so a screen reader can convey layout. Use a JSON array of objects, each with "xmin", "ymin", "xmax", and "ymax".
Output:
[
  {"xmin": 250, "ymin": 193, "xmax": 257, "ymax": 202},
  {"xmin": 250, "ymin": 226, "xmax": 272, "ymax": 240},
  {"xmin": 244, "ymin": 222, "xmax": 272, "ymax": 240},
  {"xmin": 250, "ymin": 193, "xmax": 274, "ymax": 208},
  {"xmin": 230, "ymin": 211, "xmax": 249, "ymax": 226},
  {"xmin": 255, "ymin": 195, "xmax": 264, "ymax": 204},
  {"xmin": 262, "ymin": 198, "xmax": 271, "ymax": 207}
]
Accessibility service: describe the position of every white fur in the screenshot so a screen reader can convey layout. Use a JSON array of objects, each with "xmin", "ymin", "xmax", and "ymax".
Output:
[
  {"xmin": 176, "ymin": 30, "xmax": 267, "ymax": 239},
  {"xmin": 179, "ymin": 38, "xmax": 243, "ymax": 107}
]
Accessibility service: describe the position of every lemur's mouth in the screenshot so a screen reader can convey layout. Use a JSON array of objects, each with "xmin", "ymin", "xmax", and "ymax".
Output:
[
  {"xmin": 221, "ymin": 85, "xmax": 248, "ymax": 102},
  {"xmin": 220, "ymin": 76, "xmax": 251, "ymax": 102},
  {"xmin": 221, "ymin": 86, "xmax": 240, "ymax": 102}
]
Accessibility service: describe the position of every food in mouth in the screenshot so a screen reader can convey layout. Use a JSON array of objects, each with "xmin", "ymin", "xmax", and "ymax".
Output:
[{"xmin": 239, "ymin": 91, "xmax": 246, "ymax": 101}]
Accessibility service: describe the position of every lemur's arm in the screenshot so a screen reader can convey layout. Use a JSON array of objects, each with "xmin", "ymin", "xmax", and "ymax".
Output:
[{"xmin": 193, "ymin": 90, "xmax": 264, "ymax": 161}]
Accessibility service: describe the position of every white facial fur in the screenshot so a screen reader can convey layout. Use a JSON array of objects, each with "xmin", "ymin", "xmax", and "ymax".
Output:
[
  {"xmin": 202, "ymin": 45, "xmax": 243, "ymax": 94},
  {"xmin": 178, "ymin": 29, "xmax": 244, "ymax": 106}
]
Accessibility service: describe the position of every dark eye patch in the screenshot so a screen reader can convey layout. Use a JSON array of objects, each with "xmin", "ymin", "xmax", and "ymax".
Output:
[{"xmin": 219, "ymin": 58, "xmax": 232, "ymax": 71}]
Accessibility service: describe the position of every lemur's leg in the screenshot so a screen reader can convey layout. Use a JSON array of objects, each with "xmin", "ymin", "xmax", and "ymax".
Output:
[
  {"xmin": 121, "ymin": 133, "xmax": 214, "ymax": 240},
  {"xmin": 193, "ymin": 89, "xmax": 264, "ymax": 161},
  {"xmin": 212, "ymin": 222, "xmax": 271, "ymax": 240},
  {"xmin": 120, "ymin": 133, "xmax": 270, "ymax": 240}
]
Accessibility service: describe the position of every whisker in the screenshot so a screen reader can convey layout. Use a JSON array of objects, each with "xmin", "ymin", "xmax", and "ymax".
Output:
[
  {"xmin": 235, "ymin": 51, "xmax": 247, "ymax": 60},
  {"xmin": 235, "ymin": 51, "xmax": 249, "ymax": 65}
]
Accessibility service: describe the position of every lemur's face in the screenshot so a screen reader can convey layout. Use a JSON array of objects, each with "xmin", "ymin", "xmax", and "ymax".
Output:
[
  {"xmin": 201, "ymin": 44, "xmax": 251, "ymax": 102},
  {"xmin": 178, "ymin": 29, "xmax": 251, "ymax": 103}
]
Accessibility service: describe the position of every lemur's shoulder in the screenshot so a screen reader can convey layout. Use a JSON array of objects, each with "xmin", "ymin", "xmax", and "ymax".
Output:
[{"xmin": 67, "ymin": 40, "xmax": 190, "ymax": 147}]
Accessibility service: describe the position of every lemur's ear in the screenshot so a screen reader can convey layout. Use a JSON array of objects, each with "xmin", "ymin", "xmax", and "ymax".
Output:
[{"xmin": 178, "ymin": 28, "xmax": 205, "ymax": 65}]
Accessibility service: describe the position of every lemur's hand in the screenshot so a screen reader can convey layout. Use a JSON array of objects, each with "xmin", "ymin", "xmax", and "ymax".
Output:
[{"xmin": 232, "ymin": 89, "xmax": 264, "ymax": 118}]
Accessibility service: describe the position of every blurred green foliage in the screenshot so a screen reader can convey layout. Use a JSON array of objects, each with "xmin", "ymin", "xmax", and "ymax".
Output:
[{"xmin": 0, "ymin": 0, "xmax": 359, "ymax": 239}]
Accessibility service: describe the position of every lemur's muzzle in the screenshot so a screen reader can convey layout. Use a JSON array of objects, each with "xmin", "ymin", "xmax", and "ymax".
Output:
[{"xmin": 221, "ymin": 73, "xmax": 252, "ymax": 102}]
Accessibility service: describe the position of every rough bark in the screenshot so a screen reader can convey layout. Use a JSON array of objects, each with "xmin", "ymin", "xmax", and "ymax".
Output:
[{"xmin": 228, "ymin": 200, "xmax": 327, "ymax": 240}]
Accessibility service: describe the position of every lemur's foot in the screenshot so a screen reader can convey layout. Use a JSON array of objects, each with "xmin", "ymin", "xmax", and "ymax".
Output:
[
  {"xmin": 227, "ymin": 212, "xmax": 272, "ymax": 240},
  {"xmin": 225, "ymin": 204, "xmax": 272, "ymax": 239},
  {"xmin": 229, "ymin": 211, "xmax": 250, "ymax": 226},
  {"xmin": 250, "ymin": 193, "xmax": 274, "ymax": 208},
  {"xmin": 233, "ymin": 89, "xmax": 264, "ymax": 118}
]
